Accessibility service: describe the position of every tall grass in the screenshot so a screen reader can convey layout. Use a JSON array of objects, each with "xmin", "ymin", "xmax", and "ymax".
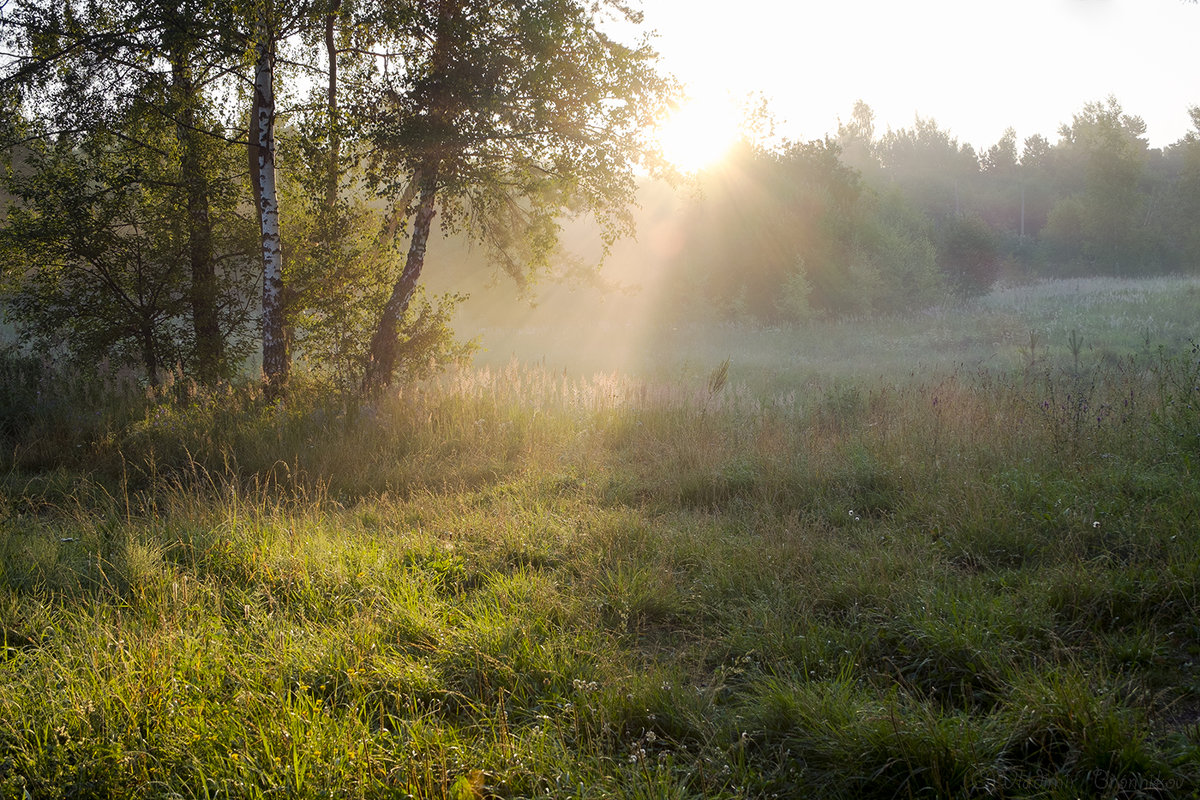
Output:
[{"xmin": 1, "ymin": 314, "xmax": 1199, "ymax": 796}]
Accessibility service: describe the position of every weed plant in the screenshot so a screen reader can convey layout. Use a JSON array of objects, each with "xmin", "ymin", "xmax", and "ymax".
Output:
[{"xmin": 1, "ymin": 311, "xmax": 1200, "ymax": 796}]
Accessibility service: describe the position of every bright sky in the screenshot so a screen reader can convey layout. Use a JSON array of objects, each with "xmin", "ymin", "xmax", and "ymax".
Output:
[{"xmin": 640, "ymin": 0, "xmax": 1199, "ymax": 153}]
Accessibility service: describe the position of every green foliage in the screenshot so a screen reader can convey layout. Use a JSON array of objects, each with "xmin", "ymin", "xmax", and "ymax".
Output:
[
  {"xmin": 0, "ymin": 124, "xmax": 258, "ymax": 382},
  {"xmin": 937, "ymin": 213, "xmax": 1001, "ymax": 296},
  {"xmin": 1156, "ymin": 106, "xmax": 1200, "ymax": 269},
  {"xmin": 875, "ymin": 115, "xmax": 981, "ymax": 221},
  {"xmin": 667, "ymin": 138, "xmax": 954, "ymax": 321},
  {"xmin": 3, "ymin": 132, "xmax": 189, "ymax": 380},
  {"xmin": 1036, "ymin": 99, "xmax": 1155, "ymax": 274},
  {"xmin": 669, "ymin": 140, "xmax": 885, "ymax": 320},
  {"xmin": 3, "ymin": 0, "xmax": 672, "ymax": 393},
  {"xmin": 852, "ymin": 189, "xmax": 944, "ymax": 310},
  {"xmin": 778, "ymin": 260, "xmax": 816, "ymax": 322},
  {"xmin": 815, "ymin": 97, "xmax": 1200, "ymax": 293},
  {"xmin": 1, "ymin": 0, "xmax": 261, "ymax": 382},
  {"xmin": 363, "ymin": 0, "xmax": 672, "ymax": 287},
  {"xmin": 280, "ymin": 139, "xmax": 476, "ymax": 391},
  {"xmin": 1054, "ymin": 104, "xmax": 1163, "ymax": 273}
]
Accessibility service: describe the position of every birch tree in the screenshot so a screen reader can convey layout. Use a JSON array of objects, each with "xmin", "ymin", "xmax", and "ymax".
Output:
[
  {"xmin": 359, "ymin": 0, "xmax": 671, "ymax": 391},
  {"xmin": 247, "ymin": 0, "xmax": 289, "ymax": 394}
]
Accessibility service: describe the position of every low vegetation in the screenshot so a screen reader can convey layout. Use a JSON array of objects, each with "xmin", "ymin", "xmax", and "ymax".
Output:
[{"xmin": 1, "ymin": 279, "xmax": 1199, "ymax": 798}]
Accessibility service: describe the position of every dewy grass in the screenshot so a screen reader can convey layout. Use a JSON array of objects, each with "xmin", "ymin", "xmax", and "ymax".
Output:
[{"xmin": 2, "ymin": 290, "xmax": 1200, "ymax": 796}]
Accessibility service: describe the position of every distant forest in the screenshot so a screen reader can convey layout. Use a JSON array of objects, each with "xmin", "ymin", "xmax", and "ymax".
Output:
[{"xmin": 666, "ymin": 97, "xmax": 1200, "ymax": 322}]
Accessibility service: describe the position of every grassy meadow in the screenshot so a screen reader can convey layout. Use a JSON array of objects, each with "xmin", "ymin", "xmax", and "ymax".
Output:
[{"xmin": 2, "ymin": 276, "xmax": 1200, "ymax": 798}]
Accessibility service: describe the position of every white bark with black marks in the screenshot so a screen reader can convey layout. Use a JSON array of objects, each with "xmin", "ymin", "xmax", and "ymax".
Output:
[
  {"xmin": 362, "ymin": 169, "xmax": 439, "ymax": 392},
  {"xmin": 250, "ymin": 23, "xmax": 288, "ymax": 394}
]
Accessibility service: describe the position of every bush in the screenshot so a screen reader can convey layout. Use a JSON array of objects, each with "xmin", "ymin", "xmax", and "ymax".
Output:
[{"xmin": 938, "ymin": 213, "xmax": 1000, "ymax": 296}]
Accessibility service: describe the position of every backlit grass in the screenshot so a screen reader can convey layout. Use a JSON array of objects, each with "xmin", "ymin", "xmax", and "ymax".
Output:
[{"xmin": 2, "ymin": 283, "xmax": 1200, "ymax": 798}]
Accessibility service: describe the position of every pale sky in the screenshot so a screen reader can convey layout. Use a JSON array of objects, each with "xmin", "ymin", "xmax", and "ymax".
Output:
[{"xmin": 639, "ymin": 0, "xmax": 1198, "ymax": 152}]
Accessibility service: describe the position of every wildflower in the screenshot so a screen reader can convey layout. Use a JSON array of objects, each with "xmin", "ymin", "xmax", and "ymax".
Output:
[{"xmin": 1093, "ymin": 521, "xmax": 1101, "ymax": 529}]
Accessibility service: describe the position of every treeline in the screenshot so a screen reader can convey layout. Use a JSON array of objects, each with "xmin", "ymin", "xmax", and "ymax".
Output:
[
  {"xmin": 664, "ymin": 97, "xmax": 1200, "ymax": 322},
  {"xmin": 5, "ymin": 8, "xmax": 1199, "ymax": 391},
  {"xmin": 0, "ymin": 0, "xmax": 667, "ymax": 392}
]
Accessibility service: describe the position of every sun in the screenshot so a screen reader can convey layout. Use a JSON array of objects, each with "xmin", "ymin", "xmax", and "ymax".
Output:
[{"xmin": 655, "ymin": 92, "xmax": 744, "ymax": 174}]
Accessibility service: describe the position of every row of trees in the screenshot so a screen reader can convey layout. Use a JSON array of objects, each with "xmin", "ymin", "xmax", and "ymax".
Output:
[
  {"xmin": 1, "ymin": 0, "xmax": 670, "ymax": 392},
  {"xmin": 5, "ymin": 4, "xmax": 1197, "ymax": 381},
  {"xmin": 665, "ymin": 97, "xmax": 1200, "ymax": 323},
  {"xmin": 847, "ymin": 97, "xmax": 1200, "ymax": 275}
]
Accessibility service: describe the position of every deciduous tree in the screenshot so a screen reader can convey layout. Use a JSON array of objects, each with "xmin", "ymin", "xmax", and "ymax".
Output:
[
  {"xmin": 1042, "ymin": 96, "xmax": 1151, "ymax": 272},
  {"xmin": 1, "ymin": 0, "xmax": 254, "ymax": 381},
  {"xmin": 2, "ymin": 124, "xmax": 195, "ymax": 381},
  {"xmin": 359, "ymin": 0, "xmax": 670, "ymax": 391}
]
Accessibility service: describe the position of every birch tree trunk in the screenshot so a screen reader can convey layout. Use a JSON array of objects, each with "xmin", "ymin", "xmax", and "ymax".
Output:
[
  {"xmin": 249, "ymin": 11, "xmax": 288, "ymax": 396},
  {"xmin": 361, "ymin": 0, "xmax": 457, "ymax": 393},
  {"xmin": 361, "ymin": 165, "xmax": 439, "ymax": 393}
]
